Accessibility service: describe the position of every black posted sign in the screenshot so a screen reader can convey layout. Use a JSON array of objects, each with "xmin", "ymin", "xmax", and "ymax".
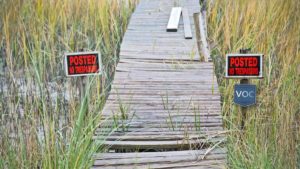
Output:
[
  {"xmin": 226, "ymin": 54, "xmax": 263, "ymax": 78},
  {"xmin": 65, "ymin": 52, "xmax": 101, "ymax": 77}
]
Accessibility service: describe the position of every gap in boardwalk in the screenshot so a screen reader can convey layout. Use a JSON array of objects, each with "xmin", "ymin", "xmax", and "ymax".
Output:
[{"xmin": 109, "ymin": 143, "xmax": 221, "ymax": 153}]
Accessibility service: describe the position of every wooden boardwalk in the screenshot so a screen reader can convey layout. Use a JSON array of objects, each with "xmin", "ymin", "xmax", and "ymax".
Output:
[{"xmin": 93, "ymin": 0, "xmax": 226, "ymax": 168}]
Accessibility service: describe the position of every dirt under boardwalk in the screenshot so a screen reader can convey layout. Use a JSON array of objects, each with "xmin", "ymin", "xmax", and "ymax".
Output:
[{"xmin": 93, "ymin": 0, "xmax": 226, "ymax": 168}]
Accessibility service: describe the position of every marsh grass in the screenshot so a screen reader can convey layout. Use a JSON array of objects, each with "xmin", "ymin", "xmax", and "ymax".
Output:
[
  {"xmin": 161, "ymin": 92, "xmax": 205, "ymax": 133},
  {"xmin": 0, "ymin": 0, "xmax": 137, "ymax": 168},
  {"xmin": 112, "ymin": 94, "xmax": 136, "ymax": 132},
  {"xmin": 193, "ymin": 105, "xmax": 201, "ymax": 132},
  {"xmin": 207, "ymin": 0, "xmax": 300, "ymax": 168}
]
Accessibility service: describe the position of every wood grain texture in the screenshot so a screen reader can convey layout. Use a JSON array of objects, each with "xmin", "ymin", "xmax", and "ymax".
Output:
[
  {"xmin": 198, "ymin": 10, "xmax": 212, "ymax": 62},
  {"xmin": 93, "ymin": 148, "xmax": 226, "ymax": 169},
  {"xmin": 92, "ymin": 0, "xmax": 225, "ymax": 168},
  {"xmin": 182, "ymin": 8, "xmax": 193, "ymax": 39}
]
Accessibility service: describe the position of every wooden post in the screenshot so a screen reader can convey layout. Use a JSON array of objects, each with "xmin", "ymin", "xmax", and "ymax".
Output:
[
  {"xmin": 240, "ymin": 78, "xmax": 249, "ymax": 130},
  {"xmin": 240, "ymin": 48, "xmax": 251, "ymax": 130},
  {"xmin": 79, "ymin": 77, "xmax": 86, "ymax": 102},
  {"xmin": 78, "ymin": 49, "xmax": 89, "ymax": 113}
]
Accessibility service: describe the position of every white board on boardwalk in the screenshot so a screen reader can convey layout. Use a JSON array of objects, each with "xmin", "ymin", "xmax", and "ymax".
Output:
[{"xmin": 167, "ymin": 7, "xmax": 182, "ymax": 32}]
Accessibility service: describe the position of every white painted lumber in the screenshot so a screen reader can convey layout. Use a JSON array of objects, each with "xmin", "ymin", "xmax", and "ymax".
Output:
[{"xmin": 167, "ymin": 7, "xmax": 182, "ymax": 32}]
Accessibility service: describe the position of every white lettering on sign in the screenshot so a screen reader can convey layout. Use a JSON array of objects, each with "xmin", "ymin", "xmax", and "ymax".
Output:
[{"xmin": 235, "ymin": 91, "xmax": 255, "ymax": 98}]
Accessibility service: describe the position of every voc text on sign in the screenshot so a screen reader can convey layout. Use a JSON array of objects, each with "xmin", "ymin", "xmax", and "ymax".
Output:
[
  {"xmin": 234, "ymin": 84, "xmax": 256, "ymax": 107},
  {"xmin": 65, "ymin": 52, "xmax": 102, "ymax": 77}
]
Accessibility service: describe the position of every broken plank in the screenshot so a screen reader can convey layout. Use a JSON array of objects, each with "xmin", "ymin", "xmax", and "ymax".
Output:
[{"xmin": 99, "ymin": 138, "xmax": 226, "ymax": 150}]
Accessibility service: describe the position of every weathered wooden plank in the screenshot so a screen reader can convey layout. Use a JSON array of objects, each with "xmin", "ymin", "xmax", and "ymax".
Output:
[
  {"xmin": 98, "ymin": 123, "xmax": 223, "ymax": 130},
  {"xmin": 113, "ymin": 76, "xmax": 218, "ymax": 81},
  {"xmin": 96, "ymin": 130, "xmax": 226, "ymax": 135},
  {"xmin": 103, "ymin": 109, "xmax": 221, "ymax": 117},
  {"xmin": 108, "ymin": 93, "xmax": 219, "ymax": 98},
  {"xmin": 102, "ymin": 134, "xmax": 226, "ymax": 141},
  {"xmin": 113, "ymin": 77, "xmax": 217, "ymax": 81},
  {"xmin": 101, "ymin": 116, "xmax": 222, "ymax": 122},
  {"xmin": 109, "ymin": 88, "xmax": 217, "ymax": 92},
  {"xmin": 117, "ymin": 62, "xmax": 213, "ymax": 68},
  {"xmin": 104, "ymin": 101, "xmax": 220, "ymax": 106},
  {"xmin": 198, "ymin": 12, "xmax": 212, "ymax": 62},
  {"xmin": 113, "ymin": 73, "xmax": 215, "ymax": 78},
  {"xmin": 102, "ymin": 102, "xmax": 220, "ymax": 108},
  {"xmin": 96, "ymin": 127, "xmax": 224, "ymax": 133},
  {"xmin": 182, "ymin": 8, "xmax": 193, "ymax": 39},
  {"xmin": 97, "ymin": 135, "xmax": 226, "ymax": 142},
  {"xmin": 92, "ymin": 160, "xmax": 226, "ymax": 169},
  {"xmin": 107, "ymin": 95, "xmax": 220, "ymax": 101},
  {"xmin": 102, "ymin": 113, "xmax": 222, "ymax": 119},
  {"xmin": 102, "ymin": 110, "xmax": 222, "ymax": 115},
  {"xmin": 99, "ymin": 137, "xmax": 225, "ymax": 150},
  {"xmin": 101, "ymin": 116, "xmax": 222, "ymax": 121},
  {"xmin": 167, "ymin": 7, "xmax": 182, "ymax": 32},
  {"xmin": 109, "ymin": 88, "xmax": 218, "ymax": 92},
  {"xmin": 95, "ymin": 148, "xmax": 226, "ymax": 159},
  {"xmin": 99, "ymin": 119, "xmax": 223, "ymax": 126},
  {"xmin": 94, "ymin": 151, "xmax": 226, "ymax": 166},
  {"xmin": 102, "ymin": 102, "xmax": 221, "ymax": 108},
  {"xmin": 111, "ymin": 84, "xmax": 218, "ymax": 88},
  {"xmin": 119, "ymin": 54, "xmax": 198, "ymax": 61},
  {"xmin": 105, "ymin": 97, "xmax": 220, "ymax": 103}
]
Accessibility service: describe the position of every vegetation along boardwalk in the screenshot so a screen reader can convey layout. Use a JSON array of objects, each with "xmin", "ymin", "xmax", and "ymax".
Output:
[{"xmin": 93, "ymin": 0, "xmax": 226, "ymax": 168}]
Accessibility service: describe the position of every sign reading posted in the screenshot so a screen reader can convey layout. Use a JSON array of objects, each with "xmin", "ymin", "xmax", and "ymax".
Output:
[
  {"xmin": 226, "ymin": 54, "xmax": 263, "ymax": 78},
  {"xmin": 65, "ymin": 52, "xmax": 101, "ymax": 77}
]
